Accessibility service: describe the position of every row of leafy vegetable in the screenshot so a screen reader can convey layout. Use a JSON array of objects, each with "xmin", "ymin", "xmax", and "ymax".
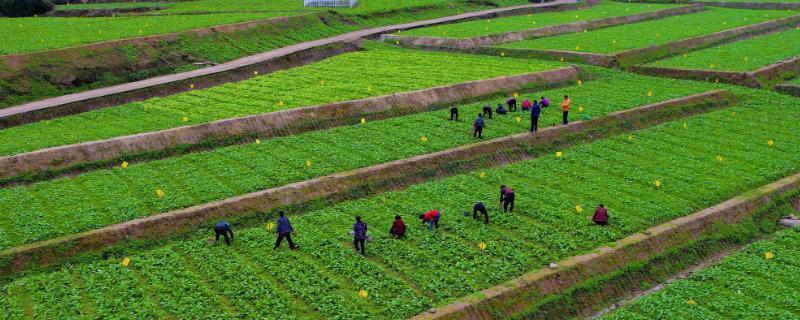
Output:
[
  {"xmin": 1, "ymin": 83, "xmax": 799, "ymax": 319},
  {"xmin": 0, "ymin": 69, "xmax": 719, "ymax": 250},
  {"xmin": 600, "ymin": 227, "xmax": 800, "ymax": 320}
]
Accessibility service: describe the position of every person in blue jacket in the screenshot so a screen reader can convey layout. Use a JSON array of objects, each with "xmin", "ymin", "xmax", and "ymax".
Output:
[
  {"xmin": 274, "ymin": 211, "xmax": 299, "ymax": 250},
  {"xmin": 530, "ymin": 99, "xmax": 542, "ymax": 132},
  {"xmin": 214, "ymin": 221, "xmax": 234, "ymax": 246}
]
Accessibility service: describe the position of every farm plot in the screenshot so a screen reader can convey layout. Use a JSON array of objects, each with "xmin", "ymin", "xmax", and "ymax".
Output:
[
  {"xmin": 495, "ymin": 7, "xmax": 796, "ymax": 54},
  {"xmin": 1, "ymin": 88, "xmax": 800, "ymax": 319},
  {"xmin": 395, "ymin": 2, "xmax": 679, "ymax": 39},
  {"xmin": 0, "ymin": 46, "xmax": 565, "ymax": 157},
  {"xmin": 0, "ymin": 69, "xmax": 718, "ymax": 250},
  {"xmin": 647, "ymin": 27, "xmax": 800, "ymax": 72},
  {"xmin": 600, "ymin": 228, "xmax": 800, "ymax": 320}
]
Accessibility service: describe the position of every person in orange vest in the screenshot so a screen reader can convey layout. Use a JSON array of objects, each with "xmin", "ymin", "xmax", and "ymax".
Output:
[
  {"xmin": 419, "ymin": 209, "xmax": 441, "ymax": 231},
  {"xmin": 561, "ymin": 95, "xmax": 571, "ymax": 125}
]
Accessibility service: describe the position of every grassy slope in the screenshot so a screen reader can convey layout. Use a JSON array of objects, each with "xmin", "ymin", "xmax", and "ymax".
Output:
[
  {"xmin": 0, "ymin": 68, "xmax": 718, "ymax": 250},
  {"xmin": 496, "ymin": 7, "xmax": 796, "ymax": 53},
  {"xmin": 397, "ymin": 2, "xmax": 679, "ymax": 38},
  {"xmin": 0, "ymin": 83, "xmax": 798, "ymax": 319},
  {"xmin": 600, "ymin": 228, "xmax": 800, "ymax": 320},
  {"xmin": 648, "ymin": 27, "xmax": 800, "ymax": 72},
  {"xmin": 0, "ymin": 45, "xmax": 565, "ymax": 156}
]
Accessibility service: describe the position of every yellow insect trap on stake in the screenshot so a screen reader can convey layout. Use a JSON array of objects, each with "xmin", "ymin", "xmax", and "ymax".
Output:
[
  {"xmin": 479, "ymin": 171, "xmax": 486, "ymax": 179},
  {"xmin": 515, "ymin": 116, "xmax": 522, "ymax": 123},
  {"xmin": 359, "ymin": 289, "xmax": 369, "ymax": 298},
  {"xmin": 627, "ymin": 134, "xmax": 634, "ymax": 141},
  {"xmin": 189, "ymin": 84, "xmax": 195, "ymax": 89},
  {"xmin": 253, "ymin": 71, "xmax": 259, "ymax": 75},
  {"xmin": 575, "ymin": 205, "xmax": 584, "ymax": 213},
  {"xmin": 122, "ymin": 257, "xmax": 131, "ymax": 267},
  {"xmin": 420, "ymin": 136, "xmax": 428, "ymax": 143},
  {"xmin": 156, "ymin": 189, "xmax": 166, "ymax": 198},
  {"xmin": 556, "ymin": 151, "xmax": 564, "ymax": 158},
  {"xmin": 255, "ymin": 139, "xmax": 261, "ymax": 144},
  {"xmin": 278, "ymin": 101, "xmax": 285, "ymax": 107},
  {"xmin": 654, "ymin": 180, "xmax": 662, "ymax": 189},
  {"xmin": 687, "ymin": 299, "xmax": 697, "ymax": 305},
  {"xmin": 361, "ymin": 118, "xmax": 366, "ymax": 124},
  {"xmin": 765, "ymin": 251, "xmax": 775, "ymax": 260},
  {"xmin": 716, "ymin": 155, "xmax": 724, "ymax": 162},
  {"xmin": 305, "ymin": 160, "xmax": 313, "ymax": 168},
  {"xmin": 579, "ymin": 106, "xmax": 585, "ymax": 113},
  {"xmin": 514, "ymin": 93, "xmax": 519, "ymax": 98},
  {"xmin": 478, "ymin": 242, "xmax": 487, "ymax": 250},
  {"xmin": 121, "ymin": 161, "xmax": 129, "ymax": 169},
  {"xmin": 768, "ymin": 139, "xmax": 775, "ymax": 146},
  {"xmin": 182, "ymin": 117, "xmax": 189, "ymax": 122},
  {"xmin": 266, "ymin": 222, "xmax": 274, "ymax": 232},
  {"xmin": 647, "ymin": 90, "xmax": 654, "ymax": 97}
]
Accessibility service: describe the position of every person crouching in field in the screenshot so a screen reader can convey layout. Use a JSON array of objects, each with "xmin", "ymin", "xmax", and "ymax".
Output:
[
  {"xmin": 593, "ymin": 204, "xmax": 608, "ymax": 226},
  {"xmin": 390, "ymin": 215, "xmax": 406, "ymax": 238},
  {"xmin": 420, "ymin": 210, "xmax": 441, "ymax": 231},
  {"xmin": 500, "ymin": 185, "xmax": 515, "ymax": 212},
  {"xmin": 213, "ymin": 221, "xmax": 234, "ymax": 246}
]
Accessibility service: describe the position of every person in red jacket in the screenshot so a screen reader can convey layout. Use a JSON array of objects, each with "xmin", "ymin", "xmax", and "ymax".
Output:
[
  {"xmin": 419, "ymin": 209, "xmax": 441, "ymax": 231},
  {"xmin": 389, "ymin": 215, "xmax": 406, "ymax": 238},
  {"xmin": 592, "ymin": 204, "xmax": 608, "ymax": 226}
]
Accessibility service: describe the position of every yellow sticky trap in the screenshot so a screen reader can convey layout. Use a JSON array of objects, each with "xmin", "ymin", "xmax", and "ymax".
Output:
[
  {"xmin": 253, "ymin": 71, "xmax": 259, "ymax": 75},
  {"xmin": 514, "ymin": 93, "xmax": 519, "ymax": 98},
  {"xmin": 716, "ymin": 155, "xmax": 724, "ymax": 162},
  {"xmin": 683, "ymin": 122, "xmax": 688, "ymax": 129},
  {"xmin": 156, "ymin": 189, "xmax": 166, "ymax": 198},
  {"xmin": 420, "ymin": 136, "xmax": 428, "ymax": 142},
  {"xmin": 768, "ymin": 139, "xmax": 774, "ymax": 146},
  {"xmin": 744, "ymin": 57, "xmax": 749, "ymax": 62},
  {"xmin": 305, "ymin": 160, "xmax": 313, "ymax": 168},
  {"xmin": 320, "ymin": 80, "xmax": 325, "ymax": 85},
  {"xmin": 627, "ymin": 134, "xmax": 633, "ymax": 141},
  {"xmin": 555, "ymin": 151, "xmax": 563, "ymax": 158},
  {"xmin": 479, "ymin": 171, "xmax": 486, "ymax": 179},
  {"xmin": 575, "ymin": 205, "xmax": 583, "ymax": 213},
  {"xmin": 395, "ymin": 41, "xmax": 400, "ymax": 45},
  {"xmin": 709, "ymin": 64, "xmax": 715, "ymax": 69},
  {"xmin": 732, "ymin": 111, "xmax": 736, "ymax": 116},
  {"xmin": 575, "ymin": 45, "xmax": 580, "ymax": 51},
  {"xmin": 647, "ymin": 90, "xmax": 654, "ymax": 97},
  {"xmin": 577, "ymin": 79, "xmax": 583, "ymax": 85},
  {"xmin": 361, "ymin": 118, "xmax": 366, "ymax": 124},
  {"xmin": 255, "ymin": 139, "xmax": 261, "ymax": 144},
  {"xmin": 278, "ymin": 101, "xmax": 285, "ymax": 107},
  {"xmin": 687, "ymin": 299, "xmax": 697, "ymax": 305},
  {"xmin": 654, "ymin": 180, "xmax": 662, "ymax": 188},
  {"xmin": 501, "ymin": 52, "xmax": 506, "ymax": 57},
  {"xmin": 478, "ymin": 242, "xmax": 487, "ymax": 250},
  {"xmin": 367, "ymin": 85, "xmax": 372, "ymax": 92},
  {"xmin": 189, "ymin": 84, "xmax": 195, "ymax": 89},
  {"xmin": 583, "ymin": 29, "xmax": 587, "ymax": 33},
  {"xmin": 612, "ymin": 40, "xmax": 617, "ymax": 44},
  {"xmin": 359, "ymin": 289, "xmax": 369, "ymax": 298},
  {"xmin": 122, "ymin": 257, "xmax": 131, "ymax": 267},
  {"xmin": 683, "ymin": 53, "xmax": 688, "ymax": 58},
  {"xmin": 765, "ymin": 251, "xmax": 775, "ymax": 260},
  {"xmin": 515, "ymin": 116, "xmax": 522, "ymax": 123},
  {"xmin": 182, "ymin": 116, "xmax": 189, "ymax": 122},
  {"xmin": 266, "ymin": 222, "xmax": 274, "ymax": 232},
  {"xmin": 579, "ymin": 106, "xmax": 585, "ymax": 112},
  {"xmin": 121, "ymin": 161, "xmax": 129, "ymax": 169}
]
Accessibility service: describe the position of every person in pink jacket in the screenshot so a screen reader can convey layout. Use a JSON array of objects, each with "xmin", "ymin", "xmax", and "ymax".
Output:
[{"xmin": 592, "ymin": 204, "xmax": 608, "ymax": 226}]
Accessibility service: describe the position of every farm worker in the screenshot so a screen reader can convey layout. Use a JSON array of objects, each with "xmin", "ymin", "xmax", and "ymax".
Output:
[
  {"xmin": 473, "ymin": 114, "xmax": 485, "ymax": 139},
  {"xmin": 500, "ymin": 185, "xmax": 515, "ymax": 212},
  {"xmin": 540, "ymin": 96, "xmax": 551, "ymax": 108},
  {"xmin": 213, "ymin": 221, "xmax": 234, "ymax": 246},
  {"xmin": 561, "ymin": 95, "xmax": 571, "ymax": 125},
  {"xmin": 389, "ymin": 215, "xmax": 407, "ymax": 238},
  {"xmin": 592, "ymin": 204, "xmax": 608, "ymax": 226},
  {"xmin": 274, "ymin": 211, "xmax": 299, "ymax": 250},
  {"xmin": 530, "ymin": 100, "xmax": 541, "ymax": 133},
  {"xmin": 521, "ymin": 98, "xmax": 532, "ymax": 111},
  {"xmin": 419, "ymin": 209, "xmax": 441, "ymax": 231},
  {"xmin": 353, "ymin": 216, "xmax": 368, "ymax": 256},
  {"xmin": 495, "ymin": 103, "xmax": 508, "ymax": 115},
  {"xmin": 482, "ymin": 104, "xmax": 493, "ymax": 119},
  {"xmin": 506, "ymin": 96, "xmax": 517, "ymax": 112},
  {"xmin": 449, "ymin": 106, "xmax": 459, "ymax": 121},
  {"xmin": 473, "ymin": 202, "xmax": 489, "ymax": 224}
]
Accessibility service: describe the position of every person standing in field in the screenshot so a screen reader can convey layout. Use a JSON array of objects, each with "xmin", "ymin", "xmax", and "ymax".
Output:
[
  {"xmin": 473, "ymin": 113, "xmax": 485, "ymax": 139},
  {"xmin": 482, "ymin": 104, "xmax": 493, "ymax": 119},
  {"xmin": 561, "ymin": 95, "xmax": 571, "ymax": 125},
  {"xmin": 531, "ymin": 99, "xmax": 541, "ymax": 133},
  {"xmin": 420, "ymin": 209, "xmax": 441, "ymax": 231},
  {"xmin": 449, "ymin": 106, "xmax": 459, "ymax": 121},
  {"xmin": 592, "ymin": 204, "xmax": 608, "ymax": 226},
  {"xmin": 541, "ymin": 96, "xmax": 551, "ymax": 108},
  {"xmin": 353, "ymin": 216, "xmax": 368, "ymax": 256},
  {"xmin": 500, "ymin": 185, "xmax": 515, "ymax": 212},
  {"xmin": 213, "ymin": 221, "xmax": 234, "ymax": 246},
  {"xmin": 274, "ymin": 211, "xmax": 299, "ymax": 250},
  {"xmin": 389, "ymin": 215, "xmax": 407, "ymax": 238},
  {"xmin": 506, "ymin": 96, "xmax": 517, "ymax": 112},
  {"xmin": 473, "ymin": 202, "xmax": 489, "ymax": 224},
  {"xmin": 521, "ymin": 98, "xmax": 532, "ymax": 112}
]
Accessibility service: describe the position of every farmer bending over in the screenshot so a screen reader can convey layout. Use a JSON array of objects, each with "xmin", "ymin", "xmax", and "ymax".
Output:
[
  {"xmin": 449, "ymin": 106, "xmax": 459, "ymax": 121},
  {"xmin": 482, "ymin": 104, "xmax": 493, "ymax": 119},
  {"xmin": 420, "ymin": 209, "xmax": 441, "ymax": 231},
  {"xmin": 593, "ymin": 204, "xmax": 608, "ymax": 226},
  {"xmin": 214, "ymin": 221, "xmax": 234, "ymax": 246},
  {"xmin": 473, "ymin": 202, "xmax": 489, "ymax": 224},
  {"xmin": 500, "ymin": 185, "xmax": 515, "ymax": 212}
]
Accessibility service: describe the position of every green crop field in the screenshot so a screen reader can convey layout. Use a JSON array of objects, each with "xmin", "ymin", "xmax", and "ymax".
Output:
[
  {"xmin": 496, "ymin": 8, "xmax": 796, "ymax": 54},
  {"xmin": 0, "ymin": 45, "xmax": 564, "ymax": 156},
  {"xmin": 1, "ymin": 85, "xmax": 799, "ymax": 319},
  {"xmin": 789, "ymin": 77, "xmax": 800, "ymax": 84},
  {"xmin": 600, "ymin": 228, "xmax": 800, "ymax": 320},
  {"xmin": 648, "ymin": 28, "xmax": 800, "ymax": 72},
  {"xmin": 0, "ymin": 68, "xmax": 718, "ymax": 250},
  {"xmin": 396, "ymin": 2, "xmax": 679, "ymax": 38}
]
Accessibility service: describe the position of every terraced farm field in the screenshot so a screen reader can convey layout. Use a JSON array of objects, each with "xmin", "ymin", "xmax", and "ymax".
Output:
[
  {"xmin": 0, "ymin": 45, "xmax": 565, "ymax": 156},
  {"xmin": 396, "ymin": 2, "xmax": 678, "ymax": 38},
  {"xmin": 600, "ymin": 228, "xmax": 800, "ymax": 320},
  {"xmin": 0, "ymin": 69, "xmax": 715, "ymax": 249},
  {"xmin": 1, "ymin": 86, "xmax": 799, "ymax": 319},
  {"xmin": 648, "ymin": 27, "xmax": 800, "ymax": 71},
  {"xmin": 496, "ymin": 8, "xmax": 796, "ymax": 53}
]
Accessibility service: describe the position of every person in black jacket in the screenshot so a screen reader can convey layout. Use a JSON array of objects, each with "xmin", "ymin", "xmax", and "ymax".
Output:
[
  {"xmin": 473, "ymin": 202, "xmax": 489, "ymax": 224},
  {"xmin": 506, "ymin": 96, "xmax": 517, "ymax": 112},
  {"xmin": 213, "ymin": 221, "xmax": 234, "ymax": 246},
  {"xmin": 482, "ymin": 104, "xmax": 493, "ymax": 119},
  {"xmin": 449, "ymin": 106, "xmax": 459, "ymax": 121}
]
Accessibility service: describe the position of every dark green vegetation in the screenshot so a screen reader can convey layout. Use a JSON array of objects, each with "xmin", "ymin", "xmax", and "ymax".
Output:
[{"xmin": 0, "ymin": 0, "xmax": 53, "ymax": 17}]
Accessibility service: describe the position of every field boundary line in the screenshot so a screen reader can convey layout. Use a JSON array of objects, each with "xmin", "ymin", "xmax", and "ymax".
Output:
[
  {"xmin": 628, "ymin": 55, "xmax": 800, "ymax": 88},
  {"xmin": 410, "ymin": 165, "xmax": 800, "ymax": 320},
  {"xmin": 381, "ymin": 4, "xmax": 703, "ymax": 49},
  {"xmin": 0, "ymin": 0, "xmax": 577, "ymax": 128},
  {"xmin": 774, "ymin": 83, "xmax": 800, "ymax": 97},
  {"xmin": 0, "ymin": 89, "xmax": 732, "ymax": 275},
  {"xmin": 0, "ymin": 66, "xmax": 581, "ymax": 183}
]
